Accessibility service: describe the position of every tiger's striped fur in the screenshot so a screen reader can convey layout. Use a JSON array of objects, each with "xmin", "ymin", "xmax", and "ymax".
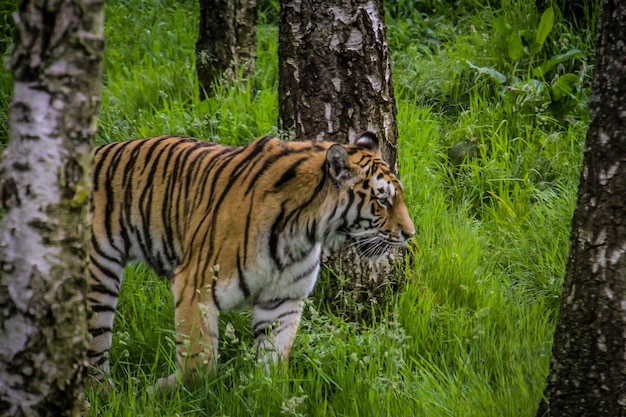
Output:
[{"xmin": 87, "ymin": 132, "xmax": 414, "ymax": 386}]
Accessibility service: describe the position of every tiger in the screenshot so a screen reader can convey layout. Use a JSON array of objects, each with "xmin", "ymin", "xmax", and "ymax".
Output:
[{"xmin": 87, "ymin": 131, "xmax": 415, "ymax": 387}]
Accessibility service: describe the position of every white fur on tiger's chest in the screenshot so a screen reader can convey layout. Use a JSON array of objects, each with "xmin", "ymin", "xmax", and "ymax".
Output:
[{"xmin": 213, "ymin": 243, "xmax": 323, "ymax": 311}]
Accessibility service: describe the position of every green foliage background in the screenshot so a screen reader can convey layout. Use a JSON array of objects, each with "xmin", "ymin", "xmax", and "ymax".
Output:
[
  {"xmin": 0, "ymin": 0, "xmax": 597, "ymax": 416},
  {"xmin": 0, "ymin": 0, "xmax": 16, "ymax": 148}
]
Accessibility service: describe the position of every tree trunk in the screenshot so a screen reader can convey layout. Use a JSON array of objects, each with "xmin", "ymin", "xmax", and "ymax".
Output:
[
  {"xmin": 537, "ymin": 1, "xmax": 626, "ymax": 416},
  {"xmin": 196, "ymin": 0, "xmax": 257, "ymax": 99},
  {"xmin": 278, "ymin": 0, "xmax": 403, "ymax": 316},
  {"xmin": 0, "ymin": 1, "xmax": 104, "ymax": 416}
]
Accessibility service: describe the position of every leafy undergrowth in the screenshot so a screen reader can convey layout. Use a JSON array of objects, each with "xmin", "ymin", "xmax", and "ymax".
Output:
[{"xmin": 0, "ymin": 0, "xmax": 592, "ymax": 416}]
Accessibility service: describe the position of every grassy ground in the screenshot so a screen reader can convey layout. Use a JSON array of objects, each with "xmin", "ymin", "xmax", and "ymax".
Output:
[{"xmin": 1, "ymin": 0, "xmax": 594, "ymax": 416}]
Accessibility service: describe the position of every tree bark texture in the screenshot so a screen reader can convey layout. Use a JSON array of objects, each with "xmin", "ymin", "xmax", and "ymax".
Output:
[
  {"xmin": 278, "ymin": 0, "xmax": 403, "ymax": 315},
  {"xmin": 279, "ymin": 0, "xmax": 398, "ymax": 171},
  {"xmin": 0, "ymin": 1, "xmax": 104, "ymax": 416},
  {"xmin": 537, "ymin": 1, "xmax": 626, "ymax": 416},
  {"xmin": 196, "ymin": 0, "xmax": 257, "ymax": 99}
]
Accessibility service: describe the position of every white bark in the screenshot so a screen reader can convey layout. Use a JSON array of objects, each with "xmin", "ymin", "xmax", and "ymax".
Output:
[{"xmin": 0, "ymin": 1, "xmax": 104, "ymax": 415}]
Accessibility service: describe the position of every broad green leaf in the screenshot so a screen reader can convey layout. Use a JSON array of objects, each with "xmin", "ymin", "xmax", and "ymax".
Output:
[
  {"xmin": 551, "ymin": 73, "xmax": 579, "ymax": 101},
  {"xmin": 534, "ymin": 7, "xmax": 554, "ymax": 51},
  {"xmin": 507, "ymin": 32, "xmax": 524, "ymax": 60},
  {"xmin": 466, "ymin": 61, "xmax": 507, "ymax": 84},
  {"xmin": 532, "ymin": 48, "xmax": 585, "ymax": 77}
]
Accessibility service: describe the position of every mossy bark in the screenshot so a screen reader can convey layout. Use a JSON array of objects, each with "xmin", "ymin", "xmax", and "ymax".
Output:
[{"xmin": 0, "ymin": 0, "xmax": 104, "ymax": 415}]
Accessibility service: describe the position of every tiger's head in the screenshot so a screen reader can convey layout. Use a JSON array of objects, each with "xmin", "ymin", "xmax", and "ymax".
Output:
[{"xmin": 324, "ymin": 132, "xmax": 415, "ymax": 262}]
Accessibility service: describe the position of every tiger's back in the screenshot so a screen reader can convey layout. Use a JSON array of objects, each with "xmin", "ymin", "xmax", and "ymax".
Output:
[{"xmin": 88, "ymin": 133, "xmax": 415, "ymax": 386}]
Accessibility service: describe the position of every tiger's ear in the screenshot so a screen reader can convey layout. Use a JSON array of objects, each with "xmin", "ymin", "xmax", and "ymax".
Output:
[
  {"xmin": 355, "ymin": 131, "xmax": 381, "ymax": 157},
  {"xmin": 326, "ymin": 144, "xmax": 357, "ymax": 186}
]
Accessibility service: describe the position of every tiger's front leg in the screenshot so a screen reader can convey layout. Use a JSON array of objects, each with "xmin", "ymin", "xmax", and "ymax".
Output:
[
  {"xmin": 155, "ymin": 271, "xmax": 220, "ymax": 389},
  {"xmin": 252, "ymin": 298, "xmax": 305, "ymax": 365}
]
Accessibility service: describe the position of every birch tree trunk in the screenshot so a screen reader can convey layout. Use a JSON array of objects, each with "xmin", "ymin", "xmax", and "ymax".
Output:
[
  {"xmin": 196, "ymin": 0, "xmax": 257, "ymax": 99},
  {"xmin": 537, "ymin": 1, "xmax": 626, "ymax": 415},
  {"xmin": 278, "ymin": 0, "xmax": 403, "ymax": 314},
  {"xmin": 0, "ymin": 1, "xmax": 104, "ymax": 416}
]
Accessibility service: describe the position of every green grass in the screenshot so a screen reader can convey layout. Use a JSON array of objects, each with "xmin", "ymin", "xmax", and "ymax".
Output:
[{"xmin": 0, "ymin": 0, "xmax": 592, "ymax": 416}]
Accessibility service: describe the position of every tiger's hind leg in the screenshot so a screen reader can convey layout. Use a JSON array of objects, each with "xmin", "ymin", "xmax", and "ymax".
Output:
[
  {"xmin": 155, "ymin": 268, "xmax": 220, "ymax": 389},
  {"xmin": 86, "ymin": 244, "xmax": 125, "ymax": 384},
  {"xmin": 252, "ymin": 298, "xmax": 304, "ymax": 366}
]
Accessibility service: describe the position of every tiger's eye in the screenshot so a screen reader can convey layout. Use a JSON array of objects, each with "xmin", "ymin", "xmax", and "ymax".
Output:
[{"xmin": 376, "ymin": 197, "xmax": 391, "ymax": 208}]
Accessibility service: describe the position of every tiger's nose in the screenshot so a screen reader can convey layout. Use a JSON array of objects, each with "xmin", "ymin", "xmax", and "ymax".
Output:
[{"xmin": 400, "ymin": 228, "xmax": 415, "ymax": 241}]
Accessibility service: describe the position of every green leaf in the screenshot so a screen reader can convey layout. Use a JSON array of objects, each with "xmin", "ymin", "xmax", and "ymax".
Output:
[
  {"xmin": 534, "ymin": 7, "xmax": 554, "ymax": 51},
  {"xmin": 551, "ymin": 73, "xmax": 579, "ymax": 101},
  {"xmin": 466, "ymin": 61, "xmax": 507, "ymax": 84},
  {"xmin": 506, "ymin": 32, "xmax": 524, "ymax": 60},
  {"xmin": 532, "ymin": 48, "xmax": 585, "ymax": 77}
]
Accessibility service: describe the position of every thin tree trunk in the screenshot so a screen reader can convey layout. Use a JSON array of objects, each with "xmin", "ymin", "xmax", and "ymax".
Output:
[
  {"xmin": 0, "ymin": 1, "xmax": 104, "ymax": 416},
  {"xmin": 196, "ymin": 0, "xmax": 257, "ymax": 99},
  {"xmin": 278, "ymin": 0, "xmax": 403, "ymax": 314},
  {"xmin": 537, "ymin": 1, "xmax": 626, "ymax": 416}
]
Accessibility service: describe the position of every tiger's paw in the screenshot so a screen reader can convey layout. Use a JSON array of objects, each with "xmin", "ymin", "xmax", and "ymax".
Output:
[
  {"xmin": 151, "ymin": 369, "xmax": 209, "ymax": 396},
  {"xmin": 150, "ymin": 372, "xmax": 181, "ymax": 396}
]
